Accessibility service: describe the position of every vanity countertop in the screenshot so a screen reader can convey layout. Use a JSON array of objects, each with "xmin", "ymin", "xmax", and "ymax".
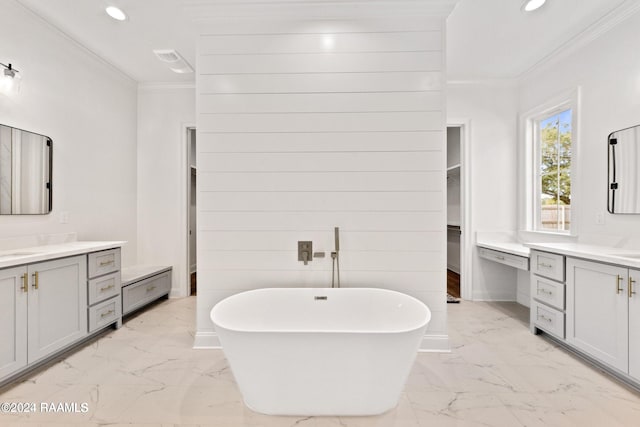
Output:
[
  {"xmin": 476, "ymin": 240, "xmax": 530, "ymax": 258},
  {"xmin": 525, "ymin": 242, "xmax": 640, "ymax": 269},
  {"xmin": 0, "ymin": 241, "xmax": 125, "ymax": 269}
]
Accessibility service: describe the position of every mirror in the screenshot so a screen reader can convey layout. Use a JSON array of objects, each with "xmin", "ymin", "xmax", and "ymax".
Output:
[
  {"xmin": 608, "ymin": 125, "xmax": 640, "ymax": 214},
  {"xmin": 0, "ymin": 124, "xmax": 52, "ymax": 215}
]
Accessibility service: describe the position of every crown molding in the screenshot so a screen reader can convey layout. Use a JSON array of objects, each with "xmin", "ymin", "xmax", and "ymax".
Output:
[
  {"xmin": 14, "ymin": 0, "xmax": 137, "ymax": 86},
  {"xmin": 138, "ymin": 82, "xmax": 196, "ymax": 91},
  {"xmin": 518, "ymin": 0, "xmax": 640, "ymax": 82}
]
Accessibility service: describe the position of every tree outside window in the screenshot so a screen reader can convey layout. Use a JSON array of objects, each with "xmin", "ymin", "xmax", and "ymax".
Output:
[{"xmin": 538, "ymin": 109, "xmax": 572, "ymax": 232}]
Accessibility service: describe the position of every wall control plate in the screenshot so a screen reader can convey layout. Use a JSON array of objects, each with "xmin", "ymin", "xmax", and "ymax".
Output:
[{"xmin": 298, "ymin": 241, "xmax": 312, "ymax": 262}]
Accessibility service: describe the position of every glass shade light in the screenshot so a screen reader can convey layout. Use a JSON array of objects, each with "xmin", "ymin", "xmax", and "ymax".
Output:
[{"xmin": 0, "ymin": 63, "xmax": 21, "ymax": 94}]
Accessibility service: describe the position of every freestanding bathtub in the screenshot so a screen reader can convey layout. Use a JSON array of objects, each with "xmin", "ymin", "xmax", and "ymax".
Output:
[{"xmin": 211, "ymin": 287, "xmax": 431, "ymax": 416}]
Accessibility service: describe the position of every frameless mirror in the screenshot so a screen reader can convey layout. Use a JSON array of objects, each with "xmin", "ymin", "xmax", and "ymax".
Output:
[
  {"xmin": 608, "ymin": 124, "xmax": 640, "ymax": 214},
  {"xmin": 0, "ymin": 124, "xmax": 52, "ymax": 215}
]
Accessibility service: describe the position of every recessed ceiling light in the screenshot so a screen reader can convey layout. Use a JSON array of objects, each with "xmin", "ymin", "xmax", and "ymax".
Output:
[
  {"xmin": 522, "ymin": 0, "xmax": 546, "ymax": 12},
  {"xmin": 105, "ymin": 6, "xmax": 127, "ymax": 21}
]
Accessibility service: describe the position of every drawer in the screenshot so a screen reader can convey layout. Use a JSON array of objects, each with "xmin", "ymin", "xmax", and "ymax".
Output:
[
  {"xmin": 88, "ymin": 271, "xmax": 121, "ymax": 306},
  {"xmin": 530, "ymin": 250, "xmax": 565, "ymax": 282},
  {"xmin": 88, "ymin": 248, "xmax": 121, "ymax": 278},
  {"xmin": 531, "ymin": 300, "xmax": 565, "ymax": 339},
  {"xmin": 478, "ymin": 247, "xmax": 529, "ymax": 271},
  {"xmin": 532, "ymin": 275, "xmax": 565, "ymax": 310},
  {"xmin": 88, "ymin": 296, "xmax": 121, "ymax": 333},
  {"xmin": 122, "ymin": 272, "xmax": 171, "ymax": 315}
]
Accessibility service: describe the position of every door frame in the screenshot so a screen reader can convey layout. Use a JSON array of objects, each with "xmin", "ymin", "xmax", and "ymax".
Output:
[
  {"xmin": 447, "ymin": 119, "xmax": 472, "ymax": 300},
  {"xmin": 182, "ymin": 123, "xmax": 196, "ymax": 297}
]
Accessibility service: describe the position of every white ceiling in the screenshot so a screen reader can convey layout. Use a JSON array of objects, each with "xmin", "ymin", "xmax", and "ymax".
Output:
[
  {"xmin": 446, "ymin": 0, "xmax": 628, "ymax": 81},
  {"xmin": 16, "ymin": 0, "xmax": 632, "ymax": 84}
]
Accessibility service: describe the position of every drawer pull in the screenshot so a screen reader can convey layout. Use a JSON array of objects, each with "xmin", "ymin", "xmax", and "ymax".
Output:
[
  {"xmin": 21, "ymin": 273, "xmax": 28, "ymax": 293},
  {"xmin": 100, "ymin": 309, "xmax": 115, "ymax": 318},
  {"xmin": 617, "ymin": 275, "xmax": 624, "ymax": 294},
  {"xmin": 496, "ymin": 255, "xmax": 505, "ymax": 260},
  {"xmin": 539, "ymin": 262, "xmax": 553, "ymax": 269},
  {"xmin": 630, "ymin": 277, "xmax": 637, "ymax": 298},
  {"xmin": 538, "ymin": 314, "xmax": 553, "ymax": 323},
  {"xmin": 100, "ymin": 284, "xmax": 115, "ymax": 292},
  {"xmin": 146, "ymin": 285, "xmax": 156, "ymax": 292},
  {"xmin": 537, "ymin": 288, "xmax": 553, "ymax": 296},
  {"xmin": 99, "ymin": 260, "xmax": 115, "ymax": 267}
]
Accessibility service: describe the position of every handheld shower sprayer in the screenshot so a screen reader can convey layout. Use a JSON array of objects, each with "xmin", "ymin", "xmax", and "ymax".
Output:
[{"xmin": 331, "ymin": 227, "xmax": 341, "ymax": 288}]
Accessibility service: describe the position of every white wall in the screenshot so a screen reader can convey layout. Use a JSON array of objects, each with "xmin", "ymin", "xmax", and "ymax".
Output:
[
  {"xmin": 193, "ymin": 3, "xmax": 454, "ymax": 350},
  {"xmin": 447, "ymin": 83, "xmax": 520, "ymax": 300},
  {"xmin": 0, "ymin": 0, "xmax": 138, "ymax": 265},
  {"xmin": 519, "ymin": 11, "xmax": 640, "ymax": 247},
  {"xmin": 137, "ymin": 86, "xmax": 195, "ymax": 295}
]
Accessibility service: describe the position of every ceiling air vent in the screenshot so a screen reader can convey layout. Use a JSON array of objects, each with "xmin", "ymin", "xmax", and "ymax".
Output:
[{"xmin": 152, "ymin": 49, "xmax": 194, "ymax": 74}]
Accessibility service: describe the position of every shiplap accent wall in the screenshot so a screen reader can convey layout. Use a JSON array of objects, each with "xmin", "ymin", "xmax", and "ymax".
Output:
[{"xmin": 192, "ymin": 2, "xmax": 452, "ymax": 350}]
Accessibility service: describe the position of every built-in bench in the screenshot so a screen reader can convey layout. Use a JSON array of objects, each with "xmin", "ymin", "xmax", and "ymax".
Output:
[{"xmin": 121, "ymin": 266, "xmax": 172, "ymax": 316}]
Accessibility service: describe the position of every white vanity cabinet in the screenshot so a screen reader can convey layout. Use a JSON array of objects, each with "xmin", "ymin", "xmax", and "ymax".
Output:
[
  {"xmin": 87, "ymin": 248, "xmax": 122, "ymax": 332},
  {"xmin": 0, "ymin": 255, "xmax": 87, "ymax": 379},
  {"xmin": 566, "ymin": 258, "xmax": 628, "ymax": 372},
  {"xmin": 0, "ymin": 266, "xmax": 28, "ymax": 379},
  {"xmin": 0, "ymin": 241, "xmax": 123, "ymax": 385},
  {"xmin": 629, "ymin": 268, "xmax": 640, "ymax": 380},
  {"xmin": 528, "ymin": 243, "xmax": 640, "ymax": 388},
  {"xmin": 530, "ymin": 250, "xmax": 566, "ymax": 339},
  {"xmin": 27, "ymin": 255, "xmax": 88, "ymax": 363}
]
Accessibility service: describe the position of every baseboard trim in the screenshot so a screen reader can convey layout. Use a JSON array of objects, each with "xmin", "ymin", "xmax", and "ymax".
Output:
[
  {"xmin": 418, "ymin": 334, "xmax": 450, "ymax": 353},
  {"xmin": 193, "ymin": 331, "xmax": 222, "ymax": 349}
]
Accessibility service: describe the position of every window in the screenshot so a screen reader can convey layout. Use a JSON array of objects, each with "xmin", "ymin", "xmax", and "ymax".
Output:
[
  {"xmin": 521, "ymin": 89, "xmax": 579, "ymax": 235},
  {"xmin": 535, "ymin": 109, "xmax": 572, "ymax": 232}
]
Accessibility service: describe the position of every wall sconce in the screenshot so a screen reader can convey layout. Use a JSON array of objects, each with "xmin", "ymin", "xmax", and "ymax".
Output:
[{"xmin": 1, "ymin": 62, "xmax": 22, "ymax": 94}]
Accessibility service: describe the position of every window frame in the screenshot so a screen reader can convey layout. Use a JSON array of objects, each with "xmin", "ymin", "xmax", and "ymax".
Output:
[{"xmin": 519, "ymin": 88, "xmax": 580, "ymax": 237}]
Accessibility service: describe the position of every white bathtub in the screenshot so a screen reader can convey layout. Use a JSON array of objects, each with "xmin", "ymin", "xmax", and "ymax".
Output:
[{"xmin": 211, "ymin": 287, "xmax": 431, "ymax": 416}]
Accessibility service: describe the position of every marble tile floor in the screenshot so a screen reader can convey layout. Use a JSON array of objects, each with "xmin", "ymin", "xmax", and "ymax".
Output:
[{"xmin": 1, "ymin": 296, "xmax": 640, "ymax": 426}]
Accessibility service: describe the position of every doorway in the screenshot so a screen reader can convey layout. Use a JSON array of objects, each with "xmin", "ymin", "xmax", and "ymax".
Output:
[
  {"xmin": 187, "ymin": 127, "xmax": 197, "ymax": 295},
  {"xmin": 447, "ymin": 126, "xmax": 462, "ymax": 300}
]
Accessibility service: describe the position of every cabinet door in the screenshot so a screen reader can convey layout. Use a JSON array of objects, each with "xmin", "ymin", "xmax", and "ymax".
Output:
[
  {"xmin": 0, "ymin": 266, "xmax": 28, "ymax": 379},
  {"xmin": 629, "ymin": 268, "xmax": 640, "ymax": 380},
  {"xmin": 566, "ymin": 258, "xmax": 628, "ymax": 372},
  {"xmin": 27, "ymin": 255, "xmax": 87, "ymax": 364}
]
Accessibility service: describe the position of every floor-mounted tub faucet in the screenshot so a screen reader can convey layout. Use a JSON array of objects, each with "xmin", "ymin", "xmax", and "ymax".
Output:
[{"xmin": 331, "ymin": 227, "xmax": 341, "ymax": 288}]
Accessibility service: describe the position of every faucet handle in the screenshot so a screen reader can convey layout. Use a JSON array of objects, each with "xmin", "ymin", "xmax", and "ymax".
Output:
[{"xmin": 298, "ymin": 241, "xmax": 312, "ymax": 265}]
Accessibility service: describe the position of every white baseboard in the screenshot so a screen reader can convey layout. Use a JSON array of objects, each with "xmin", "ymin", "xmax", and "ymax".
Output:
[
  {"xmin": 418, "ymin": 334, "xmax": 450, "ymax": 352},
  {"xmin": 446, "ymin": 265, "xmax": 460, "ymax": 274},
  {"xmin": 169, "ymin": 288, "xmax": 187, "ymax": 298},
  {"xmin": 193, "ymin": 331, "xmax": 221, "ymax": 349}
]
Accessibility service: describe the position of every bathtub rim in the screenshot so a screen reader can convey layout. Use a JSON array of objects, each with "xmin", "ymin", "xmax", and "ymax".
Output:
[{"xmin": 211, "ymin": 287, "xmax": 431, "ymax": 335}]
